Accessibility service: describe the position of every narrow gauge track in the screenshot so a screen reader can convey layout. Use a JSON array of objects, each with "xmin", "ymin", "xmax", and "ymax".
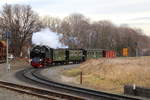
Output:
[
  {"xmin": 0, "ymin": 80, "xmax": 85, "ymax": 100},
  {"xmin": 23, "ymin": 67, "xmax": 146, "ymax": 100}
]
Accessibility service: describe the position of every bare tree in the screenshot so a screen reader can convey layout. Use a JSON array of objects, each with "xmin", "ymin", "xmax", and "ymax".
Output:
[
  {"xmin": 59, "ymin": 13, "xmax": 90, "ymax": 48},
  {"xmin": 41, "ymin": 16, "xmax": 62, "ymax": 32},
  {"xmin": 0, "ymin": 4, "xmax": 43, "ymax": 57},
  {"xmin": 91, "ymin": 21, "xmax": 117, "ymax": 49}
]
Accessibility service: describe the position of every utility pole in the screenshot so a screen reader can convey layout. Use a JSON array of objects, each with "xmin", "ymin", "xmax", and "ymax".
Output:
[
  {"xmin": 6, "ymin": 37, "xmax": 10, "ymax": 71},
  {"xmin": 80, "ymin": 71, "xmax": 83, "ymax": 84},
  {"xmin": 28, "ymin": 47, "xmax": 31, "ymax": 63},
  {"xmin": 136, "ymin": 48, "xmax": 138, "ymax": 57},
  {"xmin": 6, "ymin": 32, "xmax": 11, "ymax": 72},
  {"xmin": 135, "ymin": 42, "xmax": 138, "ymax": 57},
  {"xmin": 89, "ymin": 32, "xmax": 93, "ymax": 49}
]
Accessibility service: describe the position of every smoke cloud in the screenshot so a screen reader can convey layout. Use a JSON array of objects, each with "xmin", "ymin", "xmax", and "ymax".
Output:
[{"xmin": 32, "ymin": 28, "xmax": 67, "ymax": 48}]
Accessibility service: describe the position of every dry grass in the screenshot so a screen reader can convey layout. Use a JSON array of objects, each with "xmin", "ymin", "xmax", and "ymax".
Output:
[
  {"xmin": 63, "ymin": 68, "xmax": 81, "ymax": 77},
  {"xmin": 63, "ymin": 56, "xmax": 150, "ymax": 93},
  {"xmin": 9, "ymin": 58, "xmax": 30, "ymax": 70}
]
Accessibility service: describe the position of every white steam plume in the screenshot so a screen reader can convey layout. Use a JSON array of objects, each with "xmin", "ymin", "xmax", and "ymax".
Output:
[{"xmin": 32, "ymin": 28, "xmax": 67, "ymax": 48}]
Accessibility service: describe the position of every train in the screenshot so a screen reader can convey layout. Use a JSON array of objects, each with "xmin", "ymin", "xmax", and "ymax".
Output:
[
  {"xmin": 30, "ymin": 45, "xmax": 109, "ymax": 68},
  {"xmin": 0, "ymin": 41, "xmax": 6, "ymax": 63}
]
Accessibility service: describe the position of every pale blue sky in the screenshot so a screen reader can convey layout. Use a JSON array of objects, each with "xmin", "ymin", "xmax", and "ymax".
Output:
[{"xmin": 0, "ymin": 0, "xmax": 150, "ymax": 35}]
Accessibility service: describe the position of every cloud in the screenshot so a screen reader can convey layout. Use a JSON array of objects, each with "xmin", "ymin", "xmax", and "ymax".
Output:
[
  {"xmin": 0, "ymin": 0, "xmax": 24, "ymax": 3},
  {"xmin": 30, "ymin": 0, "xmax": 150, "ymax": 15},
  {"xmin": 1, "ymin": 0, "xmax": 150, "ymax": 16},
  {"xmin": 0, "ymin": 0, "xmax": 150, "ymax": 35},
  {"xmin": 129, "ymin": 17, "xmax": 150, "ymax": 21}
]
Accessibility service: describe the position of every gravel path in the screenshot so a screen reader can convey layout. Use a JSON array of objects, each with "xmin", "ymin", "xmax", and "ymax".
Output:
[{"xmin": 41, "ymin": 64, "xmax": 81, "ymax": 85}]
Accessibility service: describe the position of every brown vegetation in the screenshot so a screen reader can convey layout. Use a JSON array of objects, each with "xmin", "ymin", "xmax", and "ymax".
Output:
[
  {"xmin": 63, "ymin": 57, "xmax": 150, "ymax": 93},
  {"xmin": 9, "ymin": 57, "xmax": 30, "ymax": 70},
  {"xmin": 0, "ymin": 4, "xmax": 43, "ymax": 57},
  {"xmin": 42, "ymin": 14, "xmax": 150, "ymax": 56}
]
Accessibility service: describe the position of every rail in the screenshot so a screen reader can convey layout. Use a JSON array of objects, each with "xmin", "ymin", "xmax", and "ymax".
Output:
[
  {"xmin": 23, "ymin": 68, "xmax": 146, "ymax": 100},
  {"xmin": 0, "ymin": 80, "xmax": 85, "ymax": 100}
]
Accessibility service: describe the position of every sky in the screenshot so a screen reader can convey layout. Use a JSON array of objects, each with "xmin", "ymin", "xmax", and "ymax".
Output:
[{"xmin": 0, "ymin": 0, "xmax": 150, "ymax": 35}]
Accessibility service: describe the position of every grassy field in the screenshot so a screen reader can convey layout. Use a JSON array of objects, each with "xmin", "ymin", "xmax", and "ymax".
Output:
[{"xmin": 62, "ymin": 56, "xmax": 150, "ymax": 93}]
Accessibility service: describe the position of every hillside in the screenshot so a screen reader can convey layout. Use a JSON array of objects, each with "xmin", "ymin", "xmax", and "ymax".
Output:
[{"xmin": 63, "ymin": 56, "xmax": 150, "ymax": 93}]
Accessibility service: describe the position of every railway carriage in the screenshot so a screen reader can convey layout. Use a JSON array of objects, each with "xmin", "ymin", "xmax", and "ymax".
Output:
[
  {"xmin": 52, "ymin": 49, "xmax": 66, "ymax": 64},
  {"xmin": 86, "ymin": 49, "xmax": 103, "ymax": 59},
  {"xmin": 68, "ymin": 49, "xmax": 85, "ymax": 63}
]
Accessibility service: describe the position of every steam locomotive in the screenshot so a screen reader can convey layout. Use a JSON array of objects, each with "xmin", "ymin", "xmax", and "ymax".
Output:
[
  {"xmin": 30, "ymin": 45, "xmax": 87, "ymax": 67},
  {"xmin": 30, "ymin": 45, "xmax": 105, "ymax": 68}
]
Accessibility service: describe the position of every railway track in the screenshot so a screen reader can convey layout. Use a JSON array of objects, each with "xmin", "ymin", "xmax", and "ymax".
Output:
[
  {"xmin": 0, "ymin": 80, "xmax": 85, "ymax": 100},
  {"xmin": 23, "ymin": 67, "xmax": 146, "ymax": 100}
]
